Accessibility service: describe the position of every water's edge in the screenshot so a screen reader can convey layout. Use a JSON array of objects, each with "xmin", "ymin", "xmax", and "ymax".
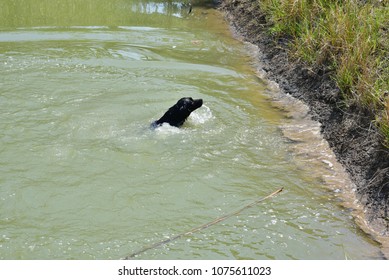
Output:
[{"xmin": 219, "ymin": 0, "xmax": 389, "ymax": 257}]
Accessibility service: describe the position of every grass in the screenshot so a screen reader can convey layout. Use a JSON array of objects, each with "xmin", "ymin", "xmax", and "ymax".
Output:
[{"xmin": 257, "ymin": 0, "xmax": 389, "ymax": 146}]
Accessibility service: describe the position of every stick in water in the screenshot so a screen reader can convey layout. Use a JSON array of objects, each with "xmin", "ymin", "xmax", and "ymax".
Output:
[{"xmin": 122, "ymin": 187, "xmax": 283, "ymax": 259}]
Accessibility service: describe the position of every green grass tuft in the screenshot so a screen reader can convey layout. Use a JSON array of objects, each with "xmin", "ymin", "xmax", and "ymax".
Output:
[{"xmin": 258, "ymin": 0, "xmax": 389, "ymax": 145}]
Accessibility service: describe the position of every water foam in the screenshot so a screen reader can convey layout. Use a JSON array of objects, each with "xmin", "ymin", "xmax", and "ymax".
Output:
[
  {"xmin": 154, "ymin": 123, "xmax": 181, "ymax": 135},
  {"xmin": 187, "ymin": 105, "xmax": 213, "ymax": 125}
]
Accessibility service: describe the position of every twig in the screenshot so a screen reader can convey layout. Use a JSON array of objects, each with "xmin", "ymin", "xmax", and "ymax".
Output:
[{"xmin": 122, "ymin": 187, "xmax": 284, "ymax": 259}]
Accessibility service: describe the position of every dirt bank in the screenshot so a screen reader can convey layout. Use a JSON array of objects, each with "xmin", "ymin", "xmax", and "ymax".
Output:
[{"xmin": 219, "ymin": 0, "xmax": 389, "ymax": 240}]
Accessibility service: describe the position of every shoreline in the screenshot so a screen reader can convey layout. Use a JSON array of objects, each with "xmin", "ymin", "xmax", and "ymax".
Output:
[{"xmin": 218, "ymin": 0, "xmax": 389, "ymax": 247}]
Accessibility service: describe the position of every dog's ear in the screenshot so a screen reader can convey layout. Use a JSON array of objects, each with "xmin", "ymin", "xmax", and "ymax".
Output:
[
  {"xmin": 176, "ymin": 98, "xmax": 191, "ymax": 111},
  {"xmin": 182, "ymin": 97, "xmax": 196, "ymax": 109}
]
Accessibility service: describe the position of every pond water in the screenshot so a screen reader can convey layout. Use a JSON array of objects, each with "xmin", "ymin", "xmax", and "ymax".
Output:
[{"xmin": 0, "ymin": 0, "xmax": 383, "ymax": 259}]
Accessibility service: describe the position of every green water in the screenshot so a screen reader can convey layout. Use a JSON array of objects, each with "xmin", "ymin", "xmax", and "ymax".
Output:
[{"xmin": 0, "ymin": 0, "xmax": 382, "ymax": 259}]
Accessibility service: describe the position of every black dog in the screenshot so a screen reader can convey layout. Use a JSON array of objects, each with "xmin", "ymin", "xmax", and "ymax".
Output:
[{"xmin": 152, "ymin": 97, "xmax": 203, "ymax": 128}]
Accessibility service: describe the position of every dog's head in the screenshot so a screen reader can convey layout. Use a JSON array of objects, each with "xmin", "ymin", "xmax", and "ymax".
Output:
[
  {"xmin": 153, "ymin": 97, "xmax": 203, "ymax": 127},
  {"xmin": 176, "ymin": 97, "xmax": 203, "ymax": 114}
]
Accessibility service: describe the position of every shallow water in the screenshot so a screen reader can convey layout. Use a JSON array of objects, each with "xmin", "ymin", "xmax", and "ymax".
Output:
[{"xmin": 0, "ymin": 0, "xmax": 383, "ymax": 259}]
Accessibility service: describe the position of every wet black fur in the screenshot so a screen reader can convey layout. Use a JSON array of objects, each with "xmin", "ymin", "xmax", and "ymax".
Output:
[{"xmin": 151, "ymin": 97, "xmax": 203, "ymax": 128}]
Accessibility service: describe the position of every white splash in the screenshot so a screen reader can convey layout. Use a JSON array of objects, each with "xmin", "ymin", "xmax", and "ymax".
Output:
[
  {"xmin": 155, "ymin": 123, "xmax": 181, "ymax": 135},
  {"xmin": 188, "ymin": 105, "xmax": 213, "ymax": 125}
]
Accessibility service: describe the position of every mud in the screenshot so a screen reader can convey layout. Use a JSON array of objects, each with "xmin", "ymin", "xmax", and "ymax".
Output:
[{"xmin": 219, "ymin": 0, "xmax": 389, "ymax": 249}]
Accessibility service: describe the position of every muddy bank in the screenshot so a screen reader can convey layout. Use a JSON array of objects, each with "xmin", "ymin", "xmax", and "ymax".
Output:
[{"xmin": 219, "ymin": 0, "xmax": 389, "ymax": 239}]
